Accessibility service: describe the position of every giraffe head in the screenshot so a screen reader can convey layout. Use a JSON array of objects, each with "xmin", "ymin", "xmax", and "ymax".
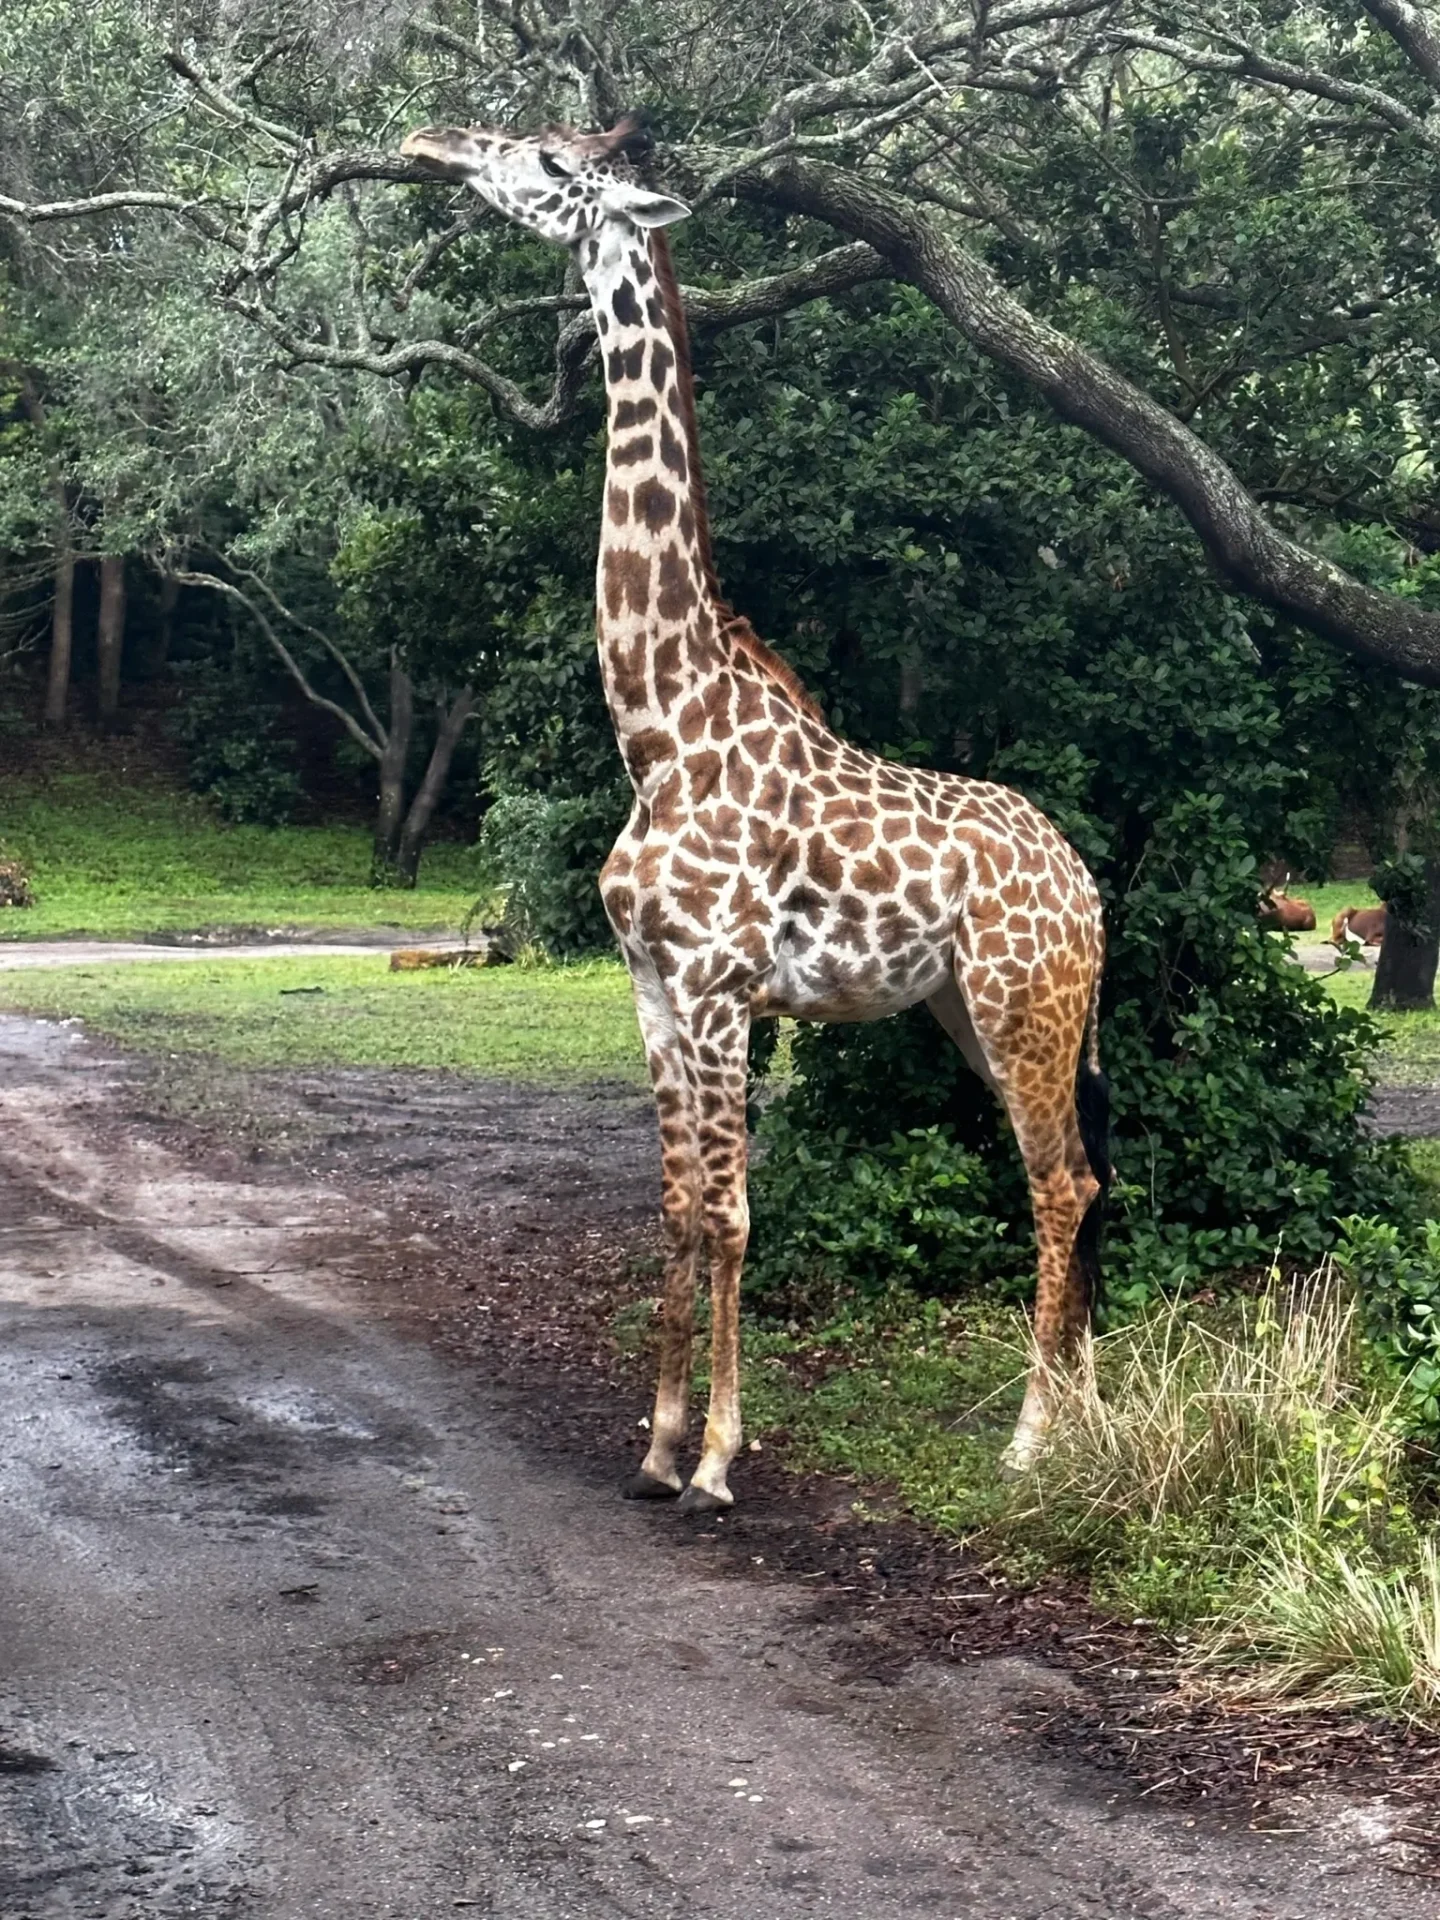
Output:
[{"xmin": 400, "ymin": 112, "xmax": 690, "ymax": 248}]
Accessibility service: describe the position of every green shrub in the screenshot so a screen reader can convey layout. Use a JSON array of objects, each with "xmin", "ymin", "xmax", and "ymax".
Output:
[
  {"xmin": 751, "ymin": 792, "xmax": 1411, "ymax": 1318},
  {"xmin": 1334, "ymin": 1215, "xmax": 1440, "ymax": 1432},
  {"xmin": 478, "ymin": 788, "xmax": 626, "ymax": 957},
  {"xmin": 168, "ymin": 668, "xmax": 302, "ymax": 825},
  {"xmin": 747, "ymin": 1114, "xmax": 1021, "ymax": 1313}
]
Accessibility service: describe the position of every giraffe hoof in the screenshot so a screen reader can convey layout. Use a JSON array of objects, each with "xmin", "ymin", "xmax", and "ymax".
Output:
[
  {"xmin": 997, "ymin": 1440, "xmax": 1043, "ymax": 1481},
  {"xmin": 622, "ymin": 1470, "xmax": 681, "ymax": 1501},
  {"xmin": 676, "ymin": 1484, "xmax": 732, "ymax": 1516}
]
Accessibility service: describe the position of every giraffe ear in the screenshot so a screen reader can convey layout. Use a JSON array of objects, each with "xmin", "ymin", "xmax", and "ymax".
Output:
[{"xmin": 603, "ymin": 180, "xmax": 691, "ymax": 228}]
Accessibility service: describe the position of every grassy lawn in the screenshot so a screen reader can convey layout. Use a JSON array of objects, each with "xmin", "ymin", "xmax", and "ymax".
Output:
[
  {"xmin": 0, "ymin": 953, "xmax": 645, "ymax": 1082},
  {"xmin": 1319, "ymin": 963, "xmax": 1440, "ymax": 1085},
  {"xmin": 0, "ymin": 770, "xmax": 492, "ymax": 940},
  {"xmin": 739, "ymin": 1301, "xmax": 1022, "ymax": 1536}
]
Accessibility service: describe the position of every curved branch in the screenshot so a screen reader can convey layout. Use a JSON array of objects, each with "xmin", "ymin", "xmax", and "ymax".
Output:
[
  {"xmin": 0, "ymin": 188, "xmax": 196, "ymax": 222},
  {"xmin": 1107, "ymin": 29, "xmax": 1440, "ymax": 156},
  {"xmin": 1360, "ymin": 0, "xmax": 1440, "ymax": 91},
  {"xmin": 235, "ymin": 241, "xmax": 888, "ymax": 430},
  {"xmin": 171, "ymin": 569, "xmax": 386, "ymax": 759},
  {"xmin": 232, "ymin": 302, "xmax": 599, "ymax": 431},
  {"xmin": 225, "ymin": 562, "xmax": 386, "ymax": 741},
  {"xmin": 163, "ymin": 50, "xmax": 307, "ymax": 155},
  {"xmin": 730, "ymin": 155, "xmax": 1440, "ymax": 686},
  {"xmin": 686, "ymin": 241, "xmax": 888, "ymax": 327}
]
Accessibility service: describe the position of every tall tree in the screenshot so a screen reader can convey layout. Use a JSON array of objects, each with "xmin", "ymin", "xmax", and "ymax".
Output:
[{"xmin": 95, "ymin": 554, "xmax": 125, "ymax": 724}]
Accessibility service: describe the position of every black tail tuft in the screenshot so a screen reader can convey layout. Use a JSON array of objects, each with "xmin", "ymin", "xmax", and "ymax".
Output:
[{"xmin": 1073, "ymin": 1057, "xmax": 1111, "ymax": 1322}]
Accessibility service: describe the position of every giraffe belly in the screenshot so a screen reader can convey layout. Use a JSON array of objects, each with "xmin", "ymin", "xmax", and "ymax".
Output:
[{"xmin": 754, "ymin": 936, "xmax": 952, "ymax": 1023}]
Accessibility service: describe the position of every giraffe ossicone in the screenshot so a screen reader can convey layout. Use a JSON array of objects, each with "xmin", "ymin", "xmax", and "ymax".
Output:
[{"xmin": 401, "ymin": 112, "xmax": 1111, "ymax": 1506}]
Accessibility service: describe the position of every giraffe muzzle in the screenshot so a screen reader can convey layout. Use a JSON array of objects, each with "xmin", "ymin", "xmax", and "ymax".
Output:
[{"xmin": 399, "ymin": 126, "xmax": 479, "ymax": 181}]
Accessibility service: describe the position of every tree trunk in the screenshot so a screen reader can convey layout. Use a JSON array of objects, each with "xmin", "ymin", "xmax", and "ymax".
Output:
[
  {"xmin": 1370, "ymin": 855, "xmax": 1440, "ymax": 1013},
  {"xmin": 43, "ymin": 539, "xmax": 75, "ymax": 728},
  {"xmin": 394, "ymin": 688, "xmax": 476, "ymax": 886},
  {"xmin": 371, "ymin": 655, "xmax": 414, "ymax": 884},
  {"xmin": 95, "ymin": 555, "xmax": 126, "ymax": 725},
  {"xmin": 154, "ymin": 570, "xmax": 180, "ymax": 671},
  {"xmin": 16, "ymin": 376, "xmax": 75, "ymax": 730}
]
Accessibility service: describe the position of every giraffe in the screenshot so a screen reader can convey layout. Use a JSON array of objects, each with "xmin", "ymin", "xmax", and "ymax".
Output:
[{"xmin": 400, "ymin": 113, "xmax": 1111, "ymax": 1509}]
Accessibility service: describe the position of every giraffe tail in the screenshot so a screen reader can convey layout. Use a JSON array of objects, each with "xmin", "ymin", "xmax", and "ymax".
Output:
[{"xmin": 1072, "ymin": 988, "xmax": 1111, "ymax": 1323}]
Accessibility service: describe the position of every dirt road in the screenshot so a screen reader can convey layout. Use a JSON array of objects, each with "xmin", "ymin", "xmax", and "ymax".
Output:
[
  {"xmin": 0, "ymin": 1014, "xmax": 1425, "ymax": 1918},
  {"xmin": 0, "ymin": 936, "xmax": 460, "ymax": 971}
]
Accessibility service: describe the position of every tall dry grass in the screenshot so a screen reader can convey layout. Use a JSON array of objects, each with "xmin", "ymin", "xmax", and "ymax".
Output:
[
  {"xmin": 997, "ymin": 1275, "xmax": 1440, "ymax": 1723},
  {"xmin": 1007, "ymin": 1276, "xmax": 1399, "ymax": 1545},
  {"xmin": 1208, "ymin": 1536, "xmax": 1440, "ymax": 1720}
]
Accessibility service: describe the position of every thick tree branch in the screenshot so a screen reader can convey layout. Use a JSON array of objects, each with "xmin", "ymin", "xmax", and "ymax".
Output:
[
  {"xmin": 1360, "ymin": 0, "xmax": 1440, "ymax": 91},
  {"xmin": 729, "ymin": 154, "xmax": 1440, "ymax": 686},
  {"xmin": 0, "ymin": 188, "xmax": 202, "ymax": 223}
]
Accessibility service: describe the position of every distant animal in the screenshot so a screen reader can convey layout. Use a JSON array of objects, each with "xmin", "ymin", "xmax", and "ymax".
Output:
[
  {"xmin": 1331, "ymin": 905, "xmax": 1387, "ymax": 948},
  {"xmin": 1257, "ymin": 889, "xmax": 1316, "ymax": 933}
]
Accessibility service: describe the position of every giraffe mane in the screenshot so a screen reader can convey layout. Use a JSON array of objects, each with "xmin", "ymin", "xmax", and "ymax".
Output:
[{"xmin": 647, "ymin": 230, "xmax": 824, "ymax": 725}]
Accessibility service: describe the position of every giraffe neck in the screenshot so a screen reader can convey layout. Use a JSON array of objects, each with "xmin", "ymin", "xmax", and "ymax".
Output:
[{"xmin": 579, "ymin": 221, "xmax": 726, "ymax": 789}]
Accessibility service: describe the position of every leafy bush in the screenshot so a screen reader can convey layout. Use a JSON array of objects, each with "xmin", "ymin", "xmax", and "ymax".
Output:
[
  {"xmin": 168, "ymin": 668, "xmax": 301, "ymax": 825},
  {"xmin": 746, "ymin": 1115, "xmax": 1021, "ymax": 1312},
  {"xmin": 1334, "ymin": 1215, "xmax": 1440, "ymax": 1432},
  {"xmin": 478, "ymin": 788, "xmax": 626, "ymax": 957}
]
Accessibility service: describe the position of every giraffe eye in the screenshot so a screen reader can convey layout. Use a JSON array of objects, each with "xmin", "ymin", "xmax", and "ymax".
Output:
[{"xmin": 538, "ymin": 151, "xmax": 569, "ymax": 180}]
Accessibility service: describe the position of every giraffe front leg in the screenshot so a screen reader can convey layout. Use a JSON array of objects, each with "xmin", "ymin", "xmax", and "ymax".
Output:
[
  {"xmin": 676, "ymin": 998, "xmax": 752, "ymax": 1514},
  {"xmin": 623, "ymin": 965, "xmax": 703, "ymax": 1501}
]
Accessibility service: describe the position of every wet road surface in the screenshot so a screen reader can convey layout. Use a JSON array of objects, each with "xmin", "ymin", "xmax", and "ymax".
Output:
[{"xmin": 0, "ymin": 1015, "xmax": 1424, "ymax": 1917}]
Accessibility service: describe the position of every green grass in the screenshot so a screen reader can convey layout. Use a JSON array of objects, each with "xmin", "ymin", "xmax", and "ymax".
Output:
[
  {"xmin": 0, "ymin": 953, "xmax": 645, "ymax": 1081},
  {"xmin": 1320, "ymin": 964, "xmax": 1440, "ymax": 1085},
  {"xmin": 0, "ymin": 770, "xmax": 492, "ymax": 940},
  {"xmin": 737, "ymin": 1299, "xmax": 1021, "ymax": 1536}
]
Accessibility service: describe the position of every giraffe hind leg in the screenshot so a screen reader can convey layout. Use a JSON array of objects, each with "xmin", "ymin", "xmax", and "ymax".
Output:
[
  {"xmin": 1068, "ymin": 1039, "xmax": 1110, "ymax": 1337},
  {"xmin": 946, "ymin": 948, "xmax": 1103, "ymax": 1474}
]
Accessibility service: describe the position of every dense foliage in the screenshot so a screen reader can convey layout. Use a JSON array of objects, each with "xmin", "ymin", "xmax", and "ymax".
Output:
[{"xmin": 1335, "ymin": 1215, "xmax": 1440, "ymax": 1433}]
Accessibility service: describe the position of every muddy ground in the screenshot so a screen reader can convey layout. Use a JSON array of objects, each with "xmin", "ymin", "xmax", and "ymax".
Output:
[{"xmin": 3, "ymin": 1012, "xmax": 1440, "ymax": 1918}]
